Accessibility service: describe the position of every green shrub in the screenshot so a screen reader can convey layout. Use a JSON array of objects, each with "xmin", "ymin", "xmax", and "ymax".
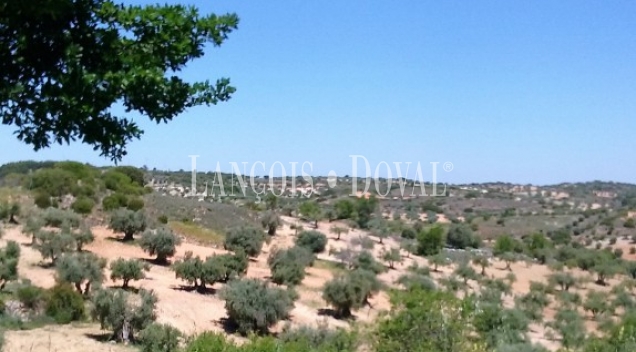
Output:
[
  {"xmin": 102, "ymin": 193, "xmax": 128, "ymax": 211},
  {"xmin": 71, "ymin": 197, "xmax": 95, "ymax": 215},
  {"xmin": 127, "ymin": 197, "xmax": 145, "ymax": 211},
  {"xmin": 109, "ymin": 208, "xmax": 147, "ymax": 241},
  {"xmin": 17, "ymin": 284, "xmax": 44, "ymax": 309},
  {"xmin": 45, "ymin": 283, "xmax": 86, "ymax": 323},
  {"xmin": 34, "ymin": 193, "xmax": 52, "ymax": 209},
  {"xmin": 138, "ymin": 323, "xmax": 182, "ymax": 352},
  {"xmin": 268, "ymin": 246, "xmax": 313, "ymax": 286},
  {"xmin": 295, "ymin": 230, "xmax": 327, "ymax": 253},
  {"xmin": 158, "ymin": 215, "xmax": 168, "ymax": 224},
  {"xmin": 224, "ymin": 226, "xmax": 266, "ymax": 257}
]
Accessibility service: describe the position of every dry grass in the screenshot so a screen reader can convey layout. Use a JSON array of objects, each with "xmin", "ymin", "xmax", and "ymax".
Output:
[
  {"xmin": 314, "ymin": 259, "xmax": 346, "ymax": 275},
  {"xmin": 168, "ymin": 220, "xmax": 225, "ymax": 246}
]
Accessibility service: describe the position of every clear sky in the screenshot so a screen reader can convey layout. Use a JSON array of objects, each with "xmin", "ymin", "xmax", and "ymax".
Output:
[{"xmin": 1, "ymin": 1, "xmax": 635, "ymax": 185}]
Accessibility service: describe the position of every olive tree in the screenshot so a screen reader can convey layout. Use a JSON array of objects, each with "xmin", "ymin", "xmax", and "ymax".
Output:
[
  {"xmin": 260, "ymin": 210, "xmax": 281, "ymax": 236},
  {"xmin": 34, "ymin": 229, "xmax": 75, "ymax": 264},
  {"xmin": 56, "ymin": 252, "xmax": 106, "ymax": 295},
  {"xmin": 91, "ymin": 288, "xmax": 158, "ymax": 343},
  {"xmin": 109, "ymin": 209, "xmax": 147, "ymax": 241},
  {"xmin": 329, "ymin": 225, "xmax": 348, "ymax": 241},
  {"xmin": 220, "ymin": 278, "xmax": 295, "ymax": 335},
  {"xmin": 322, "ymin": 269, "xmax": 380, "ymax": 318},
  {"xmin": 172, "ymin": 251, "xmax": 247, "ymax": 292},
  {"xmin": 110, "ymin": 258, "xmax": 150, "ymax": 289},
  {"xmin": 381, "ymin": 247, "xmax": 402, "ymax": 270},
  {"xmin": 139, "ymin": 228, "xmax": 182, "ymax": 264}
]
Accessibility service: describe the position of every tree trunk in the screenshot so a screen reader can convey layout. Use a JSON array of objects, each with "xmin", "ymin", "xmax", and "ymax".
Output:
[
  {"xmin": 122, "ymin": 279, "xmax": 129, "ymax": 289},
  {"xmin": 75, "ymin": 282, "xmax": 83, "ymax": 293},
  {"xmin": 123, "ymin": 232, "xmax": 134, "ymax": 241},
  {"xmin": 84, "ymin": 281, "xmax": 91, "ymax": 295}
]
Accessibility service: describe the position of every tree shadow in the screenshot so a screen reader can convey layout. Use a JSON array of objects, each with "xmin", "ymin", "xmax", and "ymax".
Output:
[
  {"xmin": 105, "ymin": 236, "xmax": 138, "ymax": 245},
  {"xmin": 170, "ymin": 285, "xmax": 217, "ymax": 295},
  {"xmin": 140, "ymin": 257, "xmax": 172, "ymax": 267},
  {"xmin": 248, "ymin": 257, "xmax": 259, "ymax": 263},
  {"xmin": 84, "ymin": 332, "xmax": 114, "ymax": 343},
  {"xmin": 317, "ymin": 308, "xmax": 356, "ymax": 321},
  {"xmin": 35, "ymin": 261, "xmax": 55, "ymax": 269},
  {"xmin": 107, "ymin": 284, "xmax": 140, "ymax": 294},
  {"xmin": 218, "ymin": 317, "xmax": 239, "ymax": 335}
]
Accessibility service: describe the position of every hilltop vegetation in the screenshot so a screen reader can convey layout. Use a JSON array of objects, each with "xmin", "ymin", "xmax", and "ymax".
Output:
[{"xmin": 1, "ymin": 160, "xmax": 636, "ymax": 351}]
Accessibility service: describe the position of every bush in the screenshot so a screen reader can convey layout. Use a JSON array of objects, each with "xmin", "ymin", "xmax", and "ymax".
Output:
[
  {"xmin": 446, "ymin": 224, "xmax": 481, "ymax": 249},
  {"xmin": 0, "ymin": 241, "xmax": 19, "ymax": 289},
  {"xmin": 625, "ymin": 218, "xmax": 635, "ymax": 229},
  {"xmin": 224, "ymin": 226, "xmax": 266, "ymax": 257},
  {"xmin": 127, "ymin": 197, "xmax": 145, "ymax": 211},
  {"xmin": 17, "ymin": 284, "xmax": 44, "ymax": 309},
  {"xmin": 158, "ymin": 215, "xmax": 168, "ymax": 224},
  {"xmin": 353, "ymin": 251, "xmax": 385, "ymax": 274},
  {"xmin": 138, "ymin": 323, "xmax": 182, "ymax": 352},
  {"xmin": 220, "ymin": 278, "xmax": 295, "ymax": 335},
  {"xmin": 110, "ymin": 258, "xmax": 150, "ymax": 289},
  {"xmin": 102, "ymin": 193, "xmax": 128, "ymax": 211},
  {"xmin": 45, "ymin": 283, "xmax": 86, "ymax": 323},
  {"xmin": 295, "ymin": 230, "xmax": 327, "ymax": 253},
  {"xmin": 268, "ymin": 246, "xmax": 313, "ymax": 286},
  {"xmin": 71, "ymin": 197, "xmax": 95, "ymax": 215},
  {"xmin": 401, "ymin": 227, "xmax": 416, "ymax": 239},
  {"xmin": 139, "ymin": 228, "xmax": 182, "ymax": 264},
  {"xmin": 34, "ymin": 193, "xmax": 52, "ymax": 209},
  {"xmin": 416, "ymin": 226, "xmax": 445, "ymax": 256}
]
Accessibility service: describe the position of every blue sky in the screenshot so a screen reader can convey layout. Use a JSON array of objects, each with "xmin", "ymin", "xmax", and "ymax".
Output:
[{"xmin": 1, "ymin": 1, "xmax": 635, "ymax": 185}]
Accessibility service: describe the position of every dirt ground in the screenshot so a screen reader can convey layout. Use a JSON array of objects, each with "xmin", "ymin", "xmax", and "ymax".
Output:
[{"xmin": 0, "ymin": 217, "xmax": 628, "ymax": 351}]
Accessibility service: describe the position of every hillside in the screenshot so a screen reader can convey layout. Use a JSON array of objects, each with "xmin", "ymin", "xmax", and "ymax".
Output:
[{"xmin": 0, "ymin": 160, "xmax": 636, "ymax": 351}]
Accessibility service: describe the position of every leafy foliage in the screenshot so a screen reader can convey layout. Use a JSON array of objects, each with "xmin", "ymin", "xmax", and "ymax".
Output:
[
  {"xmin": 45, "ymin": 283, "xmax": 86, "ymax": 323},
  {"xmin": 91, "ymin": 288, "xmax": 158, "ymax": 342},
  {"xmin": 322, "ymin": 269, "xmax": 380, "ymax": 318},
  {"xmin": 0, "ymin": 240, "xmax": 19, "ymax": 289},
  {"xmin": 416, "ymin": 225, "xmax": 445, "ymax": 256},
  {"xmin": 110, "ymin": 258, "xmax": 150, "ymax": 289},
  {"xmin": 224, "ymin": 226, "xmax": 266, "ymax": 257},
  {"xmin": 220, "ymin": 278, "xmax": 295, "ymax": 335},
  {"xmin": 0, "ymin": 1, "xmax": 239, "ymax": 161},
  {"xmin": 295, "ymin": 230, "xmax": 328, "ymax": 253},
  {"xmin": 139, "ymin": 228, "xmax": 182, "ymax": 263},
  {"xmin": 172, "ymin": 251, "xmax": 247, "ymax": 292},
  {"xmin": 55, "ymin": 252, "xmax": 106, "ymax": 295},
  {"xmin": 138, "ymin": 323, "xmax": 182, "ymax": 352},
  {"xmin": 267, "ymin": 246, "xmax": 313, "ymax": 286},
  {"xmin": 109, "ymin": 209, "xmax": 147, "ymax": 241}
]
